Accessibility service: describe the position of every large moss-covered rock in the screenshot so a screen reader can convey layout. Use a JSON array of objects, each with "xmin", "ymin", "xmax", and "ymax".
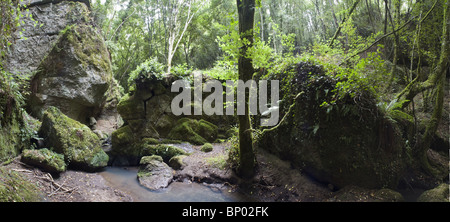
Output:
[
  {"xmin": 21, "ymin": 148, "xmax": 66, "ymax": 174},
  {"xmin": 39, "ymin": 106, "xmax": 108, "ymax": 171},
  {"xmin": 29, "ymin": 22, "xmax": 112, "ymax": 123},
  {"xmin": 257, "ymin": 62, "xmax": 407, "ymax": 189}
]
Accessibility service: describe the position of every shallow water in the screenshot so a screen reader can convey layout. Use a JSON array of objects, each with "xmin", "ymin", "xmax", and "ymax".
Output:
[{"xmin": 100, "ymin": 166, "xmax": 254, "ymax": 202}]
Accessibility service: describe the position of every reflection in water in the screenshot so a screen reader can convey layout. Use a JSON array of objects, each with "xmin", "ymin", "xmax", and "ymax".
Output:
[{"xmin": 100, "ymin": 167, "xmax": 254, "ymax": 202}]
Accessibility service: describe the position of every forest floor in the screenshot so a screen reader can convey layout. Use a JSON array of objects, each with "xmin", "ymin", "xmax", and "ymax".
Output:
[{"xmin": 5, "ymin": 141, "xmax": 412, "ymax": 202}]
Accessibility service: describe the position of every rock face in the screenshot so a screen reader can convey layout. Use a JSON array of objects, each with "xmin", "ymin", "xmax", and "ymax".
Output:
[
  {"xmin": 28, "ymin": 22, "xmax": 112, "ymax": 123},
  {"xmin": 39, "ymin": 106, "xmax": 109, "ymax": 171},
  {"xmin": 137, "ymin": 155, "xmax": 173, "ymax": 190},
  {"xmin": 110, "ymin": 72, "xmax": 230, "ymax": 165},
  {"xmin": 6, "ymin": 1, "xmax": 92, "ymax": 76},
  {"xmin": 257, "ymin": 62, "xmax": 407, "ymax": 189},
  {"xmin": 5, "ymin": 0, "xmax": 120, "ymax": 128}
]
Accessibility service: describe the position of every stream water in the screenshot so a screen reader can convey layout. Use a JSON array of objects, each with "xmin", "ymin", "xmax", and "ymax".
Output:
[{"xmin": 100, "ymin": 166, "xmax": 255, "ymax": 202}]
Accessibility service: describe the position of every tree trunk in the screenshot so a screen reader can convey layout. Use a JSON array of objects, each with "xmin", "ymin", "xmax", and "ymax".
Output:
[
  {"xmin": 415, "ymin": 0, "xmax": 449, "ymax": 176},
  {"xmin": 236, "ymin": 0, "xmax": 256, "ymax": 179},
  {"xmin": 329, "ymin": 0, "xmax": 362, "ymax": 47}
]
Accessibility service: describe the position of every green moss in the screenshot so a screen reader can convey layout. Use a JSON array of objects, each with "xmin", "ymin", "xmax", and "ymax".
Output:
[
  {"xmin": 117, "ymin": 94, "xmax": 145, "ymax": 120},
  {"xmin": 168, "ymin": 155, "xmax": 187, "ymax": 170},
  {"xmin": 141, "ymin": 144, "xmax": 187, "ymax": 162},
  {"xmin": 205, "ymin": 155, "xmax": 228, "ymax": 170},
  {"xmin": 0, "ymin": 167, "xmax": 42, "ymax": 202},
  {"xmin": 140, "ymin": 155, "xmax": 163, "ymax": 165},
  {"xmin": 417, "ymin": 184, "xmax": 449, "ymax": 202},
  {"xmin": 21, "ymin": 149, "xmax": 66, "ymax": 174},
  {"xmin": 168, "ymin": 118, "xmax": 218, "ymax": 145},
  {"xmin": 142, "ymin": 138, "xmax": 160, "ymax": 145},
  {"xmin": 201, "ymin": 143, "xmax": 213, "ymax": 152},
  {"xmin": 39, "ymin": 107, "xmax": 108, "ymax": 171}
]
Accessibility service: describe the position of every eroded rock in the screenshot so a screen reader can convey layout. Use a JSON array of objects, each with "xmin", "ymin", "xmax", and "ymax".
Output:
[{"xmin": 137, "ymin": 155, "xmax": 173, "ymax": 190}]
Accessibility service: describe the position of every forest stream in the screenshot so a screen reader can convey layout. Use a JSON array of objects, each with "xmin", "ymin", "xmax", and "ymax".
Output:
[{"xmin": 99, "ymin": 167, "xmax": 253, "ymax": 202}]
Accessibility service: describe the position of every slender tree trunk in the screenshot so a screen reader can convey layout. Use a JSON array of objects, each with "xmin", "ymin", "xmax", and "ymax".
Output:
[
  {"xmin": 236, "ymin": 0, "xmax": 256, "ymax": 179},
  {"xmin": 329, "ymin": 0, "xmax": 362, "ymax": 47},
  {"xmin": 387, "ymin": 0, "xmax": 401, "ymax": 88},
  {"xmin": 328, "ymin": 0, "xmax": 339, "ymax": 29}
]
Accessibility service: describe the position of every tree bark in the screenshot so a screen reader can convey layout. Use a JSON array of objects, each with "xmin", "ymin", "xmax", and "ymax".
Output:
[{"xmin": 236, "ymin": 0, "xmax": 256, "ymax": 179}]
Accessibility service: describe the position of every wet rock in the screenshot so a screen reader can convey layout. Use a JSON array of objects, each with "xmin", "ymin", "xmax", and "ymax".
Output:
[
  {"xmin": 138, "ymin": 155, "xmax": 173, "ymax": 190},
  {"xmin": 39, "ymin": 106, "xmax": 109, "ymax": 171}
]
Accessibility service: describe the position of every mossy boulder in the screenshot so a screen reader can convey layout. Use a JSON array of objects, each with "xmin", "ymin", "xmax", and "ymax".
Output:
[
  {"xmin": 201, "ymin": 143, "xmax": 213, "ymax": 152},
  {"xmin": 417, "ymin": 184, "xmax": 449, "ymax": 202},
  {"xmin": 141, "ymin": 144, "xmax": 187, "ymax": 162},
  {"xmin": 0, "ymin": 167, "xmax": 42, "ymax": 202},
  {"xmin": 168, "ymin": 155, "xmax": 187, "ymax": 170},
  {"xmin": 29, "ymin": 22, "xmax": 112, "ymax": 124},
  {"xmin": 137, "ymin": 155, "xmax": 173, "ymax": 190},
  {"xmin": 39, "ymin": 106, "xmax": 108, "ymax": 171},
  {"xmin": 168, "ymin": 118, "xmax": 218, "ymax": 145},
  {"xmin": 21, "ymin": 148, "xmax": 66, "ymax": 174},
  {"xmin": 257, "ymin": 62, "xmax": 407, "ymax": 189}
]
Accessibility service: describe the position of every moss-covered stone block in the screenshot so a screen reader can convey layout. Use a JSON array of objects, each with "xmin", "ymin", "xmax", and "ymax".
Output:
[
  {"xmin": 168, "ymin": 118, "xmax": 218, "ymax": 145},
  {"xmin": 141, "ymin": 144, "xmax": 187, "ymax": 162},
  {"xmin": 39, "ymin": 106, "xmax": 108, "ymax": 171},
  {"xmin": 21, "ymin": 148, "xmax": 66, "ymax": 174}
]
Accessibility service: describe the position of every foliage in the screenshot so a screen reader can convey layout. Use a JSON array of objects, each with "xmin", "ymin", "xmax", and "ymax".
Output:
[{"xmin": 127, "ymin": 58, "xmax": 165, "ymax": 91}]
